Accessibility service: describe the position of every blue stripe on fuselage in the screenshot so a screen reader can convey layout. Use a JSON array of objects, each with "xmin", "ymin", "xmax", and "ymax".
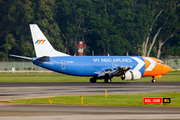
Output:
[{"xmin": 32, "ymin": 56, "xmax": 145, "ymax": 76}]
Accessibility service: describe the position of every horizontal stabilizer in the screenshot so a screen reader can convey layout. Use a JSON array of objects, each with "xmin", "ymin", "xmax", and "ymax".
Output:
[
  {"xmin": 35, "ymin": 56, "xmax": 50, "ymax": 62},
  {"xmin": 10, "ymin": 54, "xmax": 32, "ymax": 60}
]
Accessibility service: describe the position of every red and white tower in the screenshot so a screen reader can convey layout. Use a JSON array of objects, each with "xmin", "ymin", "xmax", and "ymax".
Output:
[{"xmin": 75, "ymin": 41, "xmax": 86, "ymax": 56}]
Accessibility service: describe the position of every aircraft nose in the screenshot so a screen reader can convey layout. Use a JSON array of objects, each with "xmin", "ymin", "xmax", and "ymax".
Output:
[{"xmin": 166, "ymin": 65, "xmax": 171, "ymax": 73}]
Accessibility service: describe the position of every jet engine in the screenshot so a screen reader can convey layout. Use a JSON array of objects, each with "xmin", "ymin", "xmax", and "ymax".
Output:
[{"xmin": 121, "ymin": 70, "xmax": 141, "ymax": 80}]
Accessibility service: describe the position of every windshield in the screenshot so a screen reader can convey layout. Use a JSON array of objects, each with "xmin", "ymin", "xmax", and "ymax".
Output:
[{"xmin": 161, "ymin": 62, "xmax": 165, "ymax": 65}]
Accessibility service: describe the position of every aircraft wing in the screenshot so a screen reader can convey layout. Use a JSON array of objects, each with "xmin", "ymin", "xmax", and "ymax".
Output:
[{"xmin": 95, "ymin": 66, "xmax": 130, "ymax": 78}]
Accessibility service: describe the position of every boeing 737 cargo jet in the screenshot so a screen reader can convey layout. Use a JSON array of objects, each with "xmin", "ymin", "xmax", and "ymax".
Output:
[{"xmin": 11, "ymin": 24, "xmax": 171, "ymax": 83}]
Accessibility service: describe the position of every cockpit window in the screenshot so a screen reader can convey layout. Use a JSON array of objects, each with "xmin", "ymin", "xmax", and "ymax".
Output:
[{"xmin": 161, "ymin": 62, "xmax": 165, "ymax": 65}]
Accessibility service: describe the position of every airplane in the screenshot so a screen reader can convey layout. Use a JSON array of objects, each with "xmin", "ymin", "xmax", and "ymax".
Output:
[{"xmin": 11, "ymin": 24, "xmax": 171, "ymax": 83}]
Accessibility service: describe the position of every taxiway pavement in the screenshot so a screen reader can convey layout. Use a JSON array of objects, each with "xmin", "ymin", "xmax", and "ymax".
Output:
[
  {"xmin": 0, "ymin": 82, "xmax": 180, "ymax": 100},
  {"xmin": 0, "ymin": 82, "xmax": 180, "ymax": 119},
  {"xmin": 0, "ymin": 103, "xmax": 180, "ymax": 119}
]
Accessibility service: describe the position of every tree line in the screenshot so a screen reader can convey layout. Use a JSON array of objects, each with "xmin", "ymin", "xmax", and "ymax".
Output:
[{"xmin": 0, "ymin": 0, "xmax": 180, "ymax": 60}]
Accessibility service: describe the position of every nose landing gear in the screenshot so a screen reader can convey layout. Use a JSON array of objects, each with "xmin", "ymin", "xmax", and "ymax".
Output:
[
  {"xmin": 152, "ymin": 78, "xmax": 156, "ymax": 83},
  {"xmin": 152, "ymin": 76, "xmax": 156, "ymax": 83}
]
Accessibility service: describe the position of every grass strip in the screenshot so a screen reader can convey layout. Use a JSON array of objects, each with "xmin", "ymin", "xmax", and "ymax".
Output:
[
  {"xmin": 7, "ymin": 92, "xmax": 180, "ymax": 107},
  {"xmin": 0, "ymin": 71, "xmax": 180, "ymax": 82}
]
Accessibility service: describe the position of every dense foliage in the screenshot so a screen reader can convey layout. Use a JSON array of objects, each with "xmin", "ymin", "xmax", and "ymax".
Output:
[{"xmin": 0, "ymin": 0, "xmax": 180, "ymax": 60}]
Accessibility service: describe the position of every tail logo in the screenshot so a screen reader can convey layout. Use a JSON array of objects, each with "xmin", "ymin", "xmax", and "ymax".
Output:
[{"xmin": 35, "ymin": 39, "xmax": 46, "ymax": 44}]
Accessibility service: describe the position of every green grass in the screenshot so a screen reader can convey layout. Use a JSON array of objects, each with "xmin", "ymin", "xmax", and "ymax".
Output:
[
  {"xmin": 166, "ymin": 70, "xmax": 180, "ymax": 74},
  {"xmin": 3, "ymin": 71, "xmax": 180, "ymax": 106},
  {"xmin": 0, "ymin": 71, "xmax": 180, "ymax": 82},
  {"xmin": 0, "ymin": 73, "xmax": 90, "ymax": 82},
  {"xmin": 7, "ymin": 93, "xmax": 180, "ymax": 107}
]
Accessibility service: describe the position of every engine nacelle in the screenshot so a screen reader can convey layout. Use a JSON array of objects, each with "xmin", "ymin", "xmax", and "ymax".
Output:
[{"xmin": 121, "ymin": 70, "xmax": 141, "ymax": 80}]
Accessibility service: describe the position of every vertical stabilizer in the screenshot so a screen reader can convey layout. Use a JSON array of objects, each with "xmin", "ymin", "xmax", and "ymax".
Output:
[{"xmin": 30, "ymin": 24, "xmax": 69, "ymax": 57}]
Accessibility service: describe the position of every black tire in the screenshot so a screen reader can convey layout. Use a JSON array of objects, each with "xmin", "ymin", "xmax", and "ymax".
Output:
[
  {"xmin": 90, "ymin": 78, "xmax": 96, "ymax": 83},
  {"xmin": 104, "ymin": 78, "xmax": 111, "ymax": 83},
  {"xmin": 152, "ymin": 79, "xmax": 156, "ymax": 83}
]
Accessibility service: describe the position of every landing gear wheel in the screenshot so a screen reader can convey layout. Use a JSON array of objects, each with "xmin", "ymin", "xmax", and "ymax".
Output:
[
  {"xmin": 90, "ymin": 78, "xmax": 96, "ymax": 83},
  {"xmin": 104, "ymin": 78, "xmax": 111, "ymax": 83},
  {"xmin": 152, "ymin": 79, "xmax": 156, "ymax": 83}
]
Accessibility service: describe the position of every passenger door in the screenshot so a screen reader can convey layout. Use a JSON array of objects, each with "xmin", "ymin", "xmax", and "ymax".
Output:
[{"xmin": 61, "ymin": 60, "xmax": 66, "ymax": 70}]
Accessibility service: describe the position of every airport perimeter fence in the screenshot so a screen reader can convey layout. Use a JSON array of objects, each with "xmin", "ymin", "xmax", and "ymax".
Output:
[
  {"xmin": 160, "ymin": 56, "xmax": 180, "ymax": 70},
  {"xmin": 0, "ymin": 56, "xmax": 180, "ymax": 72},
  {"xmin": 0, "ymin": 60, "xmax": 51, "ymax": 73}
]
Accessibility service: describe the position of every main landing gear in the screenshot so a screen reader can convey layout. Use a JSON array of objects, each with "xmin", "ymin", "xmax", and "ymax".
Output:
[
  {"xmin": 90, "ymin": 78, "xmax": 96, "ymax": 83},
  {"xmin": 104, "ymin": 78, "xmax": 111, "ymax": 83},
  {"xmin": 89, "ymin": 78, "xmax": 112, "ymax": 83}
]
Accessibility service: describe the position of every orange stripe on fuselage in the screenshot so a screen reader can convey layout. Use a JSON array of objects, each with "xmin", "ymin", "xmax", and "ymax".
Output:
[
  {"xmin": 144, "ymin": 57, "xmax": 151, "ymax": 71},
  {"xmin": 143, "ymin": 57, "xmax": 163, "ymax": 77}
]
